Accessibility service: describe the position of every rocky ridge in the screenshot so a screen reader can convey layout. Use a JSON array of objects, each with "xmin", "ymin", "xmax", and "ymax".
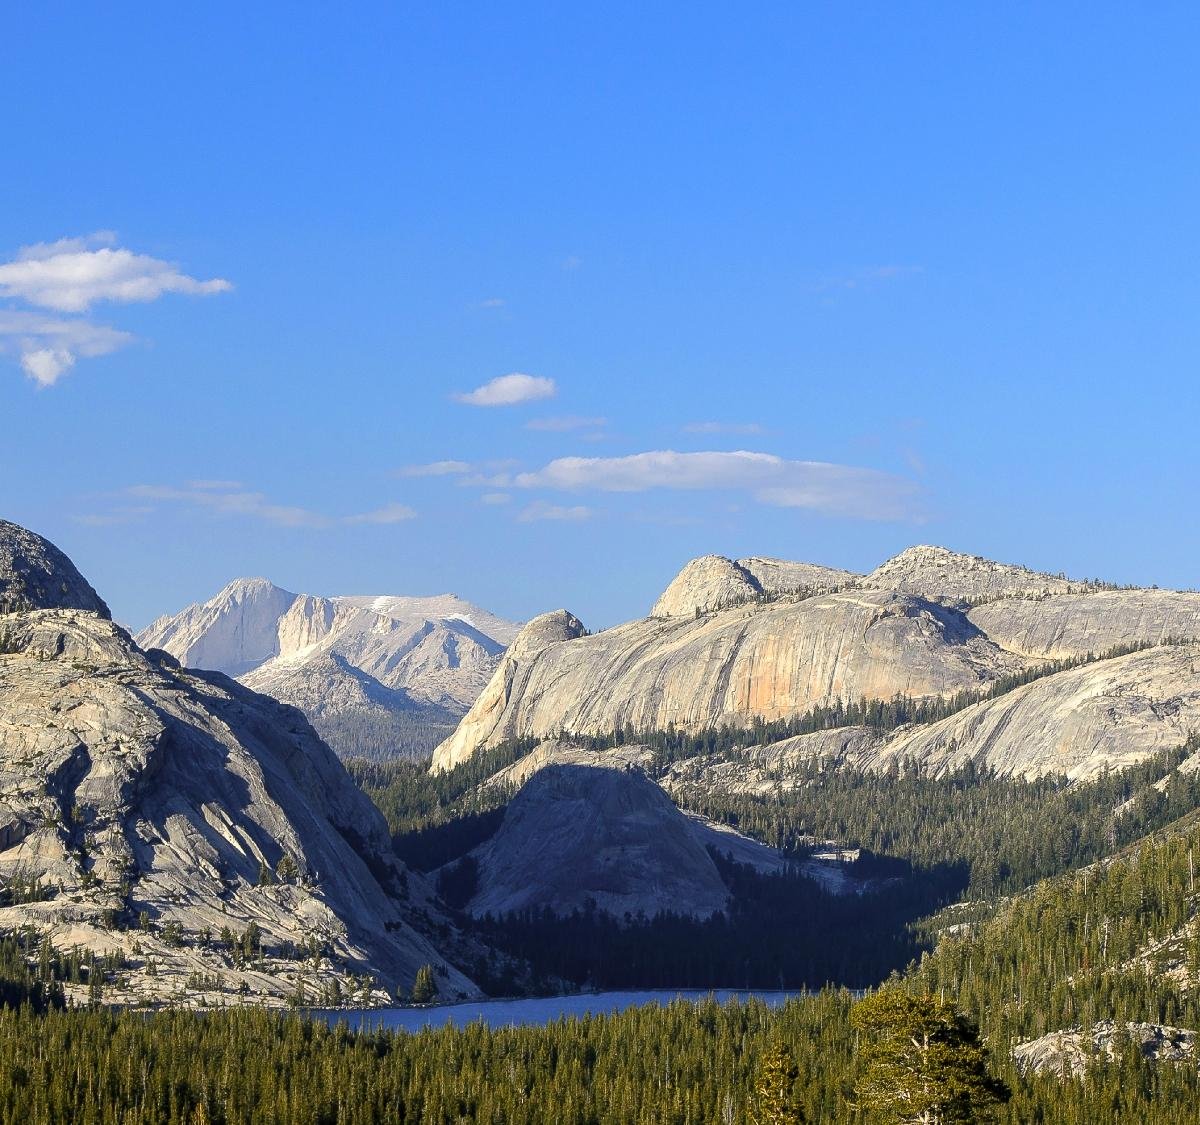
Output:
[
  {"xmin": 0, "ymin": 521, "xmax": 479, "ymax": 1006},
  {"xmin": 138, "ymin": 579, "xmax": 521, "ymax": 759},
  {"xmin": 0, "ymin": 519, "xmax": 110, "ymax": 618},
  {"xmin": 434, "ymin": 546, "xmax": 1200, "ymax": 783}
]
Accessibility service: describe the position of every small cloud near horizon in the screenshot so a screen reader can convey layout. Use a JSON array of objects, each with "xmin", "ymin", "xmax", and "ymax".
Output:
[
  {"xmin": 517, "ymin": 499, "xmax": 593, "ymax": 523},
  {"xmin": 453, "ymin": 372, "xmax": 556, "ymax": 407},
  {"xmin": 525, "ymin": 415, "xmax": 607, "ymax": 432},
  {"xmin": 398, "ymin": 460, "xmax": 471, "ymax": 477},
  {"xmin": 683, "ymin": 421, "xmax": 765, "ymax": 435}
]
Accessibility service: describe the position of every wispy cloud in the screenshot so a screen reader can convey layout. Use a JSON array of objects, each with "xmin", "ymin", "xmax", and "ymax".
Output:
[
  {"xmin": 810, "ymin": 264, "xmax": 923, "ymax": 293},
  {"xmin": 682, "ymin": 421, "xmax": 765, "ymax": 435},
  {"xmin": 343, "ymin": 503, "xmax": 417, "ymax": 525},
  {"xmin": 478, "ymin": 297, "xmax": 506, "ymax": 309},
  {"xmin": 0, "ymin": 232, "xmax": 231, "ymax": 386},
  {"xmin": 0, "ymin": 311, "xmax": 134, "ymax": 386},
  {"xmin": 561, "ymin": 256, "xmax": 582, "ymax": 271},
  {"xmin": 397, "ymin": 460, "xmax": 471, "ymax": 477},
  {"xmin": 85, "ymin": 481, "xmax": 417, "ymax": 529},
  {"xmin": 512, "ymin": 450, "xmax": 919, "ymax": 520},
  {"xmin": 480, "ymin": 492, "xmax": 512, "ymax": 505},
  {"xmin": 453, "ymin": 372, "xmax": 557, "ymax": 407},
  {"xmin": 72, "ymin": 506, "xmax": 154, "ymax": 527},
  {"xmin": 517, "ymin": 500, "xmax": 593, "ymax": 523},
  {"xmin": 525, "ymin": 415, "xmax": 607, "ymax": 432}
]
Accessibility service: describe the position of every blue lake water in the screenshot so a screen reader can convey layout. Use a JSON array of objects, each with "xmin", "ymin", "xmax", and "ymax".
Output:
[{"xmin": 315, "ymin": 990, "xmax": 804, "ymax": 1033}]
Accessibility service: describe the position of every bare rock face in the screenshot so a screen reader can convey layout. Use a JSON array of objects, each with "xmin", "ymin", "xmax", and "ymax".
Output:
[
  {"xmin": 466, "ymin": 762, "xmax": 732, "ymax": 920},
  {"xmin": 1014, "ymin": 1023, "xmax": 1197, "ymax": 1077},
  {"xmin": 138, "ymin": 578, "xmax": 295, "ymax": 677},
  {"xmin": 241, "ymin": 652, "xmax": 458, "ymax": 762},
  {"xmin": 650, "ymin": 556, "xmax": 762, "ymax": 618},
  {"xmin": 968, "ymin": 591, "xmax": 1200, "ymax": 658},
  {"xmin": 433, "ymin": 611, "xmax": 587, "ymax": 770},
  {"xmin": 736, "ymin": 556, "xmax": 858, "ymax": 597},
  {"xmin": 0, "ymin": 520, "xmax": 109, "ymax": 618},
  {"xmin": 0, "ymin": 523, "xmax": 481, "ymax": 1006},
  {"xmin": 138, "ymin": 580, "xmax": 520, "ymax": 758},
  {"xmin": 673, "ymin": 644, "xmax": 1200, "ymax": 785},
  {"xmin": 871, "ymin": 643, "xmax": 1200, "ymax": 780},
  {"xmin": 433, "ymin": 590, "xmax": 1021, "ymax": 771},
  {"xmin": 864, "ymin": 545, "xmax": 1080, "ymax": 603}
]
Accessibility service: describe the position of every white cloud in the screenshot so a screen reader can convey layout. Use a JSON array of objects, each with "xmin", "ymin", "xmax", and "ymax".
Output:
[
  {"xmin": 0, "ymin": 232, "xmax": 231, "ymax": 312},
  {"xmin": 0, "ymin": 233, "xmax": 230, "ymax": 386},
  {"xmin": 517, "ymin": 500, "xmax": 593, "ymax": 523},
  {"xmin": 478, "ymin": 297, "xmax": 506, "ymax": 309},
  {"xmin": 480, "ymin": 492, "xmax": 512, "ymax": 505},
  {"xmin": 126, "ymin": 483, "xmax": 329, "ymax": 528},
  {"xmin": 525, "ymin": 415, "xmax": 607, "ymax": 432},
  {"xmin": 344, "ymin": 503, "xmax": 417, "ymax": 525},
  {"xmin": 513, "ymin": 450, "xmax": 919, "ymax": 520},
  {"xmin": 453, "ymin": 372, "xmax": 556, "ymax": 407},
  {"xmin": 0, "ymin": 310, "xmax": 134, "ymax": 386},
  {"xmin": 103, "ymin": 481, "xmax": 417, "ymax": 529},
  {"xmin": 398, "ymin": 460, "xmax": 471, "ymax": 477},
  {"xmin": 683, "ymin": 421, "xmax": 765, "ymax": 435}
]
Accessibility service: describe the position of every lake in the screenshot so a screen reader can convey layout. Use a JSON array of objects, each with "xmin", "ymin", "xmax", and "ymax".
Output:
[{"xmin": 314, "ymin": 990, "xmax": 805, "ymax": 1033}]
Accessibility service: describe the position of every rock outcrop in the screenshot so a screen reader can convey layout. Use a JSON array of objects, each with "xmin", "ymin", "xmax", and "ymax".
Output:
[
  {"xmin": 661, "ymin": 644, "xmax": 1200, "ymax": 784},
  {"xmin": 967, "ymin": 590, "xmax": 1200, "ymax": 659},
  {"xmin": 864, "ymin": 545, "xmax": 1081, "ymax": 603},
  {"xmin": 138, "ymin": 580, "xmax": 520, "ymax": 758},
  {"xmin": 1014, "ymin": 1023, "xmax": 1197, "ymax": 1077},
  {"xmin": 466, "ymin": 762, "xmax": 733, "ymax": 919},
  {"xmin": 650, "ymin": 554, "xmax": 854, "ymax": 618},
  {"xmin": 433, "ymin": 590, "xmax": 1021, "ymax": 770},
  {"xmin": 0, "ymin": 521, "xmax": 480, "ymax": 1006},
  {"xmin": 435, "ymin": 545, "xmax": 1200, "ymax": 782},
  {"xmin": 0, "ymin": 520, "xmax": 109, "ymax": 618}
]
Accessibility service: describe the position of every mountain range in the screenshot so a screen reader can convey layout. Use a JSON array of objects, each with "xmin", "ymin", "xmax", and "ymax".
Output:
[{"xmin": 137, "ymin": 579, "xmax": 521, "ymax": 760}]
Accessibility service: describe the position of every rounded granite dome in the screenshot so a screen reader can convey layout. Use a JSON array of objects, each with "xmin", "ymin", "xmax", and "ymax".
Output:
[
  {"xmin": 650, "ymin": 555, "xmax": 762, "ymax": 618},
  {"xmin": 0, "ymin": 519, "xmax": 110, "ymax": 618}
]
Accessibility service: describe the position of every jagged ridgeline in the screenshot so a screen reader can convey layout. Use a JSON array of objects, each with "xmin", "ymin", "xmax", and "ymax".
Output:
[
  {"xmin": 0, "ymin": 518, "xmax": 480, "ymax": 1007},
  {"xmin": 136, "ymin": 578, "xmax": 521, "ymax": 761}
]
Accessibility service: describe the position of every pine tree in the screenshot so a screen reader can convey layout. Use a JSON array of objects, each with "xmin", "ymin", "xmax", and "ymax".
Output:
[
  {"xmin": 411, "ymin": 963, "xmax": 437, "ymax": 1004},
  {"xmin": 754, "ymin": 1041, "xmax": 806, "ymax": 1123},
  {"xmin": 850, "ymin": 989, "xmax": 1010, "ymax": 1124}
]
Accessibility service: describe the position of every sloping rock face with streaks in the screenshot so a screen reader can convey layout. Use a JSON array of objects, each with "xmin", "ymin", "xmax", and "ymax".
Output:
[
  {"xmin": 139, "ymin": 580, "xmax": 520, "ymax": 759},
  {"xmin": 967, "ymin": 590, "xmax": 1200, "ymax": 658},
  {"xmin": 433, "ymin": 587, "xmax": 1020, "ymax": 770},
  {"xmin": 0, "ymin": 520, "xmax": 479, "ymax": 1006},
  {"xmin": 435, "ymin": 545, "xmax": 1200, "ymax": 783}
]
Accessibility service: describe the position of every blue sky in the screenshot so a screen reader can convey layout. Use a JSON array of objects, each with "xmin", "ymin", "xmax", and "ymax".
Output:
[{"xmin": 2, "ymin": 3, "xmax": 1197, "ymax": 629}]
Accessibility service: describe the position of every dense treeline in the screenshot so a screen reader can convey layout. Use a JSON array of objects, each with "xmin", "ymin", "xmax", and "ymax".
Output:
[
  {"xmin": 469, "ymin": 850, "xmax": 946, "ymax": 992},
  {"xmin": 675, "ymin": 737, "xmax": 1200, "ymax": 898},
  {"xmin": 311, "ymin": 707, "xmax": 459, "ymax": 762},
  {"xmin": 0, "ymin": 982, "xmax": 1196, "ymax": 1122}
]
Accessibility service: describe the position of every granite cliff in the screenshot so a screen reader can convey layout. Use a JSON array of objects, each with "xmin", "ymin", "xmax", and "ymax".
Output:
[{"xmin": 0, "ymin": 521, "xmax": 478, "ymax": 1006}]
